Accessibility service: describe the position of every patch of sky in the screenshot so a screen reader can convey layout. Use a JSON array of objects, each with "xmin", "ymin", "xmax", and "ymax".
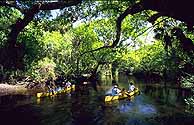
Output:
[
  {"xmin": 122, "ymin": 23, "xmax": 155, "ymax": 50},
  {"xmin": 50, "ymin": 9, "xmax": 60, "ymax": 19},
  {"xmin": 50, "ymin": 9, "xmax": 84, "ymax": 27}
]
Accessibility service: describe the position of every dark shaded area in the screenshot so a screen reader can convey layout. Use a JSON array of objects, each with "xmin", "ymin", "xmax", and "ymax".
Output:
[
  {"xmin": 142, "ymin": 0, "xmax": 194, "ymax": 29},
  {"xmin": 172, "ymin": 28, "xmax": 194, "ymax": 55},
  {"xmin": 0, "ymin": 43, "xmax": 25, "ymax": 69},
  {"xmin": 0, "ymin": 95, "xmax": 40, "ymax": 125},
  {"xmin": 0, "ymin": 81, "xmax": 194, "ymax": 125},
  {"xmin": 0, "ymin": 105, "xmax": 41, "ymax": 125},
  {"xmin": 154, "ymin": 113, "xmax": 194, "ymax": 125},
  {"xmin": 133, "ymin": 72, "xmax": 163, "ymax": 83}
]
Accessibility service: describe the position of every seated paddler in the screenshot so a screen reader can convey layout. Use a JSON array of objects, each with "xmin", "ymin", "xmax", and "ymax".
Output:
[
  {"xmin": 45, "ymin": 77, "xmax": 55, "ymax": 94},
  {"xmin": 112, "ymin": 84, "xmax": 121, "ymax": 96},
  {"xmin": 128, "ymin": 82, "xmax": 136, "ymax": 92},
  {"xmin": 65, "ymin": 81, "xmax": 72, "ymax": 88}
]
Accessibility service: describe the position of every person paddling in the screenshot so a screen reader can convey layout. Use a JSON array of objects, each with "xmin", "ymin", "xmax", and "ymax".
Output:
[
  {"xmin": 45, "ymin": 77, "xmax": 55, "ymax": 94},
  {"xmin": 128, "ymin": 82, "xmax": 136, "ymax": 92},
  {"xmin": 65, "ymin": 81, "xmax": 72, "ymax": 88},
  {"xmin": 112, "ymin": 84, "xmax": 121, "ymax": 96}
]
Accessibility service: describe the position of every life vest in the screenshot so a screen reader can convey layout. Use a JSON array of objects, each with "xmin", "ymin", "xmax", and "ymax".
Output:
[
  {"xmin": 112, "ymin": 87, "xmax": 120, "ymax": 96},
  {"xmin": 129, "ymin": 85, "xmax": 135, "ymax": 91}
]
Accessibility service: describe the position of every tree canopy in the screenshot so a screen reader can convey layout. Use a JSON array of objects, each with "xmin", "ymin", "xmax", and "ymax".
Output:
[{"xmin": 0, "ymin": 0, "xmax": 193, "ymax": 81}]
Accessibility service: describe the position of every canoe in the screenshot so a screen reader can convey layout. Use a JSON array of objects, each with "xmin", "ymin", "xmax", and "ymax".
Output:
[
  {"xmin": 37, "ymin": 84, "xmax": 75, "ymax": 98},
  {"xmin": 104, "ymin": 88, "xmax": 139, "ymax": 102}
]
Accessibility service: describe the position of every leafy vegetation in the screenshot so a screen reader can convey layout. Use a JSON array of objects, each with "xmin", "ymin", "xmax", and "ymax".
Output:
[{"xmin": 0, "ymin": 0, "xmax": 194, "ymax": 110}]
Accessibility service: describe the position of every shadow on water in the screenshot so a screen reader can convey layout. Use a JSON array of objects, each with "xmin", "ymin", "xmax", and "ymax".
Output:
[
  {"xmin": 0, "ymin": 75, "xmax": 194, "ymax": 125},
  {"xmin": 0, "ymin": 95, "xmax": 41, "ymax": 125}
]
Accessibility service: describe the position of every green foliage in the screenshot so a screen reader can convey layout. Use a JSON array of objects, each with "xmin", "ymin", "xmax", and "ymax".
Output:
[
  {"xmin": 183, "ymin": 74, "xmax": 194, "ymax": 111},
  {"xmin": 185, "ymin": 96, "xmax": 194, "ymax": 109},
  {"xmin": 27, "ymin": 57, "xmax": 56, "ymax": 81},
  {"xmin": 16, "ymin": 18, "xmax": 74, "ymax": 80},
  {"xmin": 0, "ymin": 7, "xmax": 22, "ymax": 46},
  {"xmin": 70, "ymin": 22, "xmax": 104, "ymax": 74},
  {"xmin": 139, "ymin": 41, "xmax": 165, "ymax": 72},
  {"xmin": 181, "ymin": 74, "xmax": 194, "ymax": 88},
  {"xmin": 118, "ymin": 41, "xmax": 165, "ymax": 74},
  {"xmin": 92, "ymin": 18, "xmax": 116, "ymax": 44},
  {"xmin": 0, "ymin": 0, "xmax": 193, "ymax": 87},
  {"xmin": 18, "ymin": 21, "xmax": 44, "ymax": 63}
]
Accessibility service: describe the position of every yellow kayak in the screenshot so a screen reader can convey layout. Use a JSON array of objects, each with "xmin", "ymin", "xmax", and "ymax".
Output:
[
  {"xmin": 37, "ymin": 85, "xmax": 75, "ymax": 98},
  {"xmin": 104, "ymin": 88, "xmax": 139, "ymax": 102}
]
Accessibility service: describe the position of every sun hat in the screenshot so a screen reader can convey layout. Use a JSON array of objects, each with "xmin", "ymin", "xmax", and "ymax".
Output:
[{"xmin": 114, "ymin": 84, "xmax": 118, "ymax": 88}]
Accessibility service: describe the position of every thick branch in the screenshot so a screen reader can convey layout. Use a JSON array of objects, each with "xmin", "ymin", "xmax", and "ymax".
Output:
[
  {"xmin": 0, "ymin": 1, "xmax": 21, "ymax": 11},
  {"xmin": 80, "ymin": 45, "xmax": 113, "ymax": 56},
  {"xmin": 7, "ymin": 4, "xmax": 41, "ymax": 47},
  {"xmin": 142, "ymin": 0, "xmax": 194, "ymax": 28},
  {"xmin": 112, "ymin": 2, "xmax": 144, "ymax": 47},
  {"xmin": 6, "ymin": 0, "xmax": 83, "ymax": 47},
  {"xmin": 122, "ymin": 18, "xmax": 168, "ymax": 48},
  {"xmin": 0, "ymin": 1, "xmax": 82, "ymax": 14},
  {"xmin": 38, "ymin": 0, "xmax": 82, "ymax": 10},
  {"xmin": 80, "ymin": 2, "xmax": 145, "ymax": 56},
  {"xmin": 148, "ymin": 12, "xmax": 164, "ymax": 24}
]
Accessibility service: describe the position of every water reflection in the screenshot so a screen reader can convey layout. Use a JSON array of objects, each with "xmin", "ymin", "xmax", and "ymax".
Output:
[
  {"xmin": 0, "ymin": 75, "xmax": 194, "ymax": 125},
  {"xmin": 117, "ymin": 100, "xmax": 157, "ymax": 116}
]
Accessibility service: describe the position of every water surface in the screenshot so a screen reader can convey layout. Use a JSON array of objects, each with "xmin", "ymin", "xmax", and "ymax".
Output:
[{"xmin": 0, "ymin": 76, "xmax": 194, "ymax": 125}]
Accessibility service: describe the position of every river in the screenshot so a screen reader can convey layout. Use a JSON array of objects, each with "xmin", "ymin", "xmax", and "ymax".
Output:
[{"xmin": 0, "ymin": 75, "xmax": 194, "ymax": 125}]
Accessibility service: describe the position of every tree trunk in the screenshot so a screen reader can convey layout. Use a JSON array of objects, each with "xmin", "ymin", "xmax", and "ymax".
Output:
[
  {"xmin": 0, "ymin": 5, "xmax": 40, "ymax": 69},
  {"xmin": 0, "ymin": 1, "xmax": 82, "ymax": 69}
]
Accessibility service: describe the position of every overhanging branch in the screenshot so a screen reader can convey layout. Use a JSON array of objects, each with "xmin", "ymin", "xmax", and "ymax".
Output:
[
  {"xmin": 148, "ymin": 12, "xmax": 164, "ymax": 24},
  {"xmin": 80, "ymin": 2, "xmax": 145, "ymax": 56},
  {"xmin": 0, "ymin": 1, "xmax": 22, "ymax": 11},
  {"xmin": 112, "ymin": 2, "xmax": 145, "ymax": 47},
  {"xmin": 80, "ymin": 45, "xmax": 113, "ymax": 56},
  {"xmin": 38, "ymin": 0, "xmax": 82, "ymax": 10}
]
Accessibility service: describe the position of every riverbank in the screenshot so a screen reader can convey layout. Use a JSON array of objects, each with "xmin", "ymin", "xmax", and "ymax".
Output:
[{"xmin": 0, "ymin": 83, "xmax": 28, "ymax": 96}]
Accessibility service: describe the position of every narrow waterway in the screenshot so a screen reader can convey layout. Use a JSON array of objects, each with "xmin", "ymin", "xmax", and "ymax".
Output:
[{"xmin": 0, "ymin": 75, "xmax": 194, "ymax": 125}]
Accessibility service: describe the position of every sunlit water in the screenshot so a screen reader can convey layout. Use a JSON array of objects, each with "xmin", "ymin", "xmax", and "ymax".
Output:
[{"xmin": 0, "ymin": 75, "xmax": 194, "ymax": 125}]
